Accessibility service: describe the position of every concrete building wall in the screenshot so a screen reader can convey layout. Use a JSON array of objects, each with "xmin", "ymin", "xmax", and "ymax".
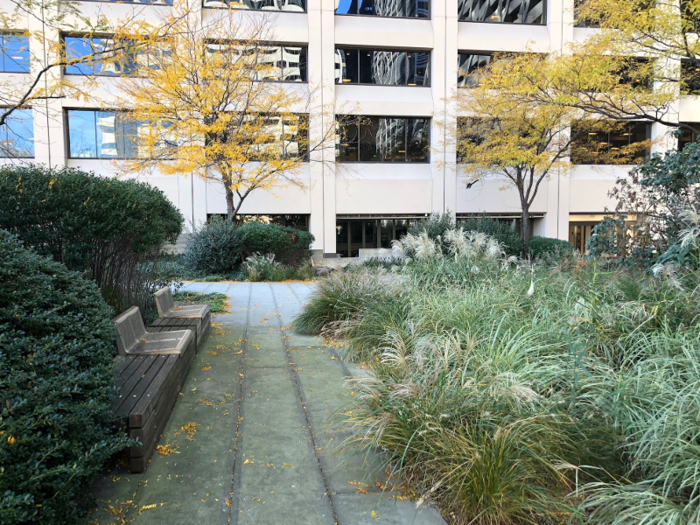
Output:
[{"xmin": 1, "ymin": 0, "xmax": 698, "ymax": 256}]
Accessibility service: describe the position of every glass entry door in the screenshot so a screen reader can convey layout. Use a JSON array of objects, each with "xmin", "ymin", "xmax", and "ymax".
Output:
[{"xmin": 336, "ymin": 217, "xmax": 419, "ymax": 257}]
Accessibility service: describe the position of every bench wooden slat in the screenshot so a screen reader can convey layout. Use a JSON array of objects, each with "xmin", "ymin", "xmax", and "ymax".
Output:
[
  {"xmin": 114, "ymin": 356, "xmax": 162, "ymax": 416},
  {"xmin": 112, "ymin": 356, "xmax": 158, "ymax": 413},
  {"xmin": 116, "ymin": 355, "xmax": 168, "ymax": 418}
]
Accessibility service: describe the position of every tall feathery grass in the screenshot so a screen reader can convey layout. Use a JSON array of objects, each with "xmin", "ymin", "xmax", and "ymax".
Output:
[{"xmin": 294, "ymin": 228, "xmax": 700, "ymax": 524}]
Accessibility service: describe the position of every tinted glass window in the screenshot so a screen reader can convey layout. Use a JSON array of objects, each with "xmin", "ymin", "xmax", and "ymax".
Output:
[
  {"xmin": 677, "ymin": 124, "xmax": 698, "ymax": 150},
  {"xmin": 335, "ymin": 0, "xmax": 429, "ymax": 18},
  {"xmin": 570, "ymin": 121, "xmax": 651, "ymax": 165},
  {"xmin": 0, "ymin": 34, "xmax": 30, "ymax": 73},
  {"xmin": 68, "ymin": 110, "xmax": 154, "ymax": 159},
  {"xmin": 0, "ymin": 109, "xmax": 34, "ymax": 157},
  {"xmin": 337, "ymin": 115, "xmax": 430, "ymax": 162},
  {"xmin": 207, "ymin": 43, "xmax": 307, "ymax": 82},
  {"xmin": 458, "ymin": 53, "xmax": 493, "ymax": 86},
  {"xmin": 336, "ymin": 48, "xmax": 430, "ymax": 86},
  {"xmin": 65, "ymin": 36, "xmax": 146, "ymax": 76},
  {"xmin": 458, "ymin": 0, "xmax": 544, "ymax": 24},
  {"xmin": 203, "ymin": 0, "xmax": 305, "ymax": 11}
]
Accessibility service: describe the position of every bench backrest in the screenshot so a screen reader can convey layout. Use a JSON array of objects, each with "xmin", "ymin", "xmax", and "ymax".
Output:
[
  {"xmin": 154, "ymin": 287, "xmax": 175, "ymax": 318},
  {"xmin": 114, "ymin": 306, "xmax": 147, "ymax": 354}
]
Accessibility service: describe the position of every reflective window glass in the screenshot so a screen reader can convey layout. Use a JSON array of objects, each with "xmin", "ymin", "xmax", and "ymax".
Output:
[
  {"xmin": 458, "ymin": 0, "xmax": 544, "ymax": 24},
  {"xmin": 408, "ymin": 51, "xmax": 430, "ymax": 86},
  {"xmin": 359, "ymin": 116, "xmax": 381, "ymax": 162},
  {"xmin": 570, "ymin": 121, "xmax": 651, "ymax": 165},
  {"xmin": 379, "ymin": 118, "xmax": 406, "ymax": 161},
  {"xmin": 458, "ymin": 53, "xmax": 493, "ymax": 87},
  {"xmin": 335, "ymin": 48, "xmax": 430, "ymax": 86},
  {"xmin": 203, "ymin": 0, "xmax": 305, "ymax": 12},
  {"xmin": 65, "ymin": 36, "xmax": 142, "ymax": 76},
  {"xmin": 677, "ymin": 124, "xmax": 698, "ymax": 151},
  {"xmin": 1, "ymin": 34, "xmax": 30, "ymax": 73},
  {"xmin": 68, "ymin": 110, "xmax": 98, "ymax": 158},
  {"xmin": 335, "ymin": 0, "xmax": 429, "ymax": 18},
  {"xmin": 406, "ymin": 118, "xmax": 429, "ymax": 161},
  {"xmin": 336, "ymin": 115, "xmax": 430, "ymax": 163},
  {"xmin": 0, "ymin": 109, "xmax": 34, "ymax": 157}
]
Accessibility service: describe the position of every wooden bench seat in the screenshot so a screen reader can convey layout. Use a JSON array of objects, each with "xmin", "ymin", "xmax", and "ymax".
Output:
[
  {"xmin": 112, "ymin": 307, "xmax": 196, "ymax": 472},
  {"xmin": 154, "ymin": 287, "xmax": 212, "ymax": 351}
]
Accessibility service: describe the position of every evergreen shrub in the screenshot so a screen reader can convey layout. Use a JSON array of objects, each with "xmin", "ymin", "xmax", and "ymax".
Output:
[
  {"xmin": 528, "ymin": 236, "xmax": 574, "ymax": 258},
  {"xmin": 0, "ymin": 166, "xmax": 183, "ymax": 314},
  {"xmin": 0, "ymin": 230, "xmax": 129, "ymax": 525}
]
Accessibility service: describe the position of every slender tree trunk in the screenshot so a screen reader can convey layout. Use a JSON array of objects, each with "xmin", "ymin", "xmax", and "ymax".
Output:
[
  {"xmin": 224, "ymin": 184, "xmax": 235, "ymax": 222},
  {"xmin": 521, "ymin": 207, "xmax": 530, "ymax": 255}
]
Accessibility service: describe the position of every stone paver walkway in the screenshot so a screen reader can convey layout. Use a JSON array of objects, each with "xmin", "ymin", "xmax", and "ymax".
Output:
[{"xmin": 89, "ymin": 282, "xmax": 446, "ymax": 525}]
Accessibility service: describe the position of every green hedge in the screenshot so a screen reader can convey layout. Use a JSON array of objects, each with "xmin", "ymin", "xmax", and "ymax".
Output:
[
  {"xmin": 528, "ymin": 236, "xmax": 574, "ymax": 259},
  {"xmin": 458, "ymin": 215, "xmax": 524, "ymax": 256},
  {"xmin": 238, "ymin": 222, "xmax": 314, "ymax": 266},
  {"xmin": 0, "ymin": 230, "xmax": 129, "ymax": 525},
  {"xmin": 0, "ymin": 166, "xmax": 183, "ymax": 313},
  {"xmin": 184, "ymin": 219, "xmax": 314, "ymax": 275}
]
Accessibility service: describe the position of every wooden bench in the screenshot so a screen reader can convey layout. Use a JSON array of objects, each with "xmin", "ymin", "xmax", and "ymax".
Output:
[
  {"xmin": 112, "ymin": 307, "xmax": 196, "ymax": 472},
  {"xmin": 154, "ymin": 287, "xmax": 211, "ymax": 352}
]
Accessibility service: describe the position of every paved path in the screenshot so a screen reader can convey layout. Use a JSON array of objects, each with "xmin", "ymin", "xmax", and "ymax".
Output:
[{"xmin": 89, "ymin": 282, "xmax": 446, "ymax": 525}]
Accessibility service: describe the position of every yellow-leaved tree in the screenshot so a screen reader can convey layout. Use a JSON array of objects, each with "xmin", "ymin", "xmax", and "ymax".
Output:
[
  {"xmin": 454, "ymin": 52, "xmax": 652, "ymax": 249},
  {"xmin": 517, "ymin": 0, "xmax": 696, "ymax": 132},
  {"xmin": 117, "ymin": 11, "xmax": 332, "ymax": 221}
]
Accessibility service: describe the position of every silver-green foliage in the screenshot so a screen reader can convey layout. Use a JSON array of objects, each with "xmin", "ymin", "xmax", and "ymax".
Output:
[{"xmin": 296, "ymin": 253, "xmax": 700, "ymax": 524}]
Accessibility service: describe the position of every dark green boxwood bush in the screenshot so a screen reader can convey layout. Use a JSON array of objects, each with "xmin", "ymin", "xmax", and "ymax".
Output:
[
  {"xmin": 528, "ymin": 236, "xmax": 574, "ymax": 259},
  {"xmin": 0, "ymin": 166, "xmax": 183, "ymax": 314},
  {"xmin": 238, "ymin": 222, "xmax": 314, "ymax": 266},
  {"xmin": 459, "ymin": 215, "xmax": 524, "ymax": 256},
  {"xmin": 183, "ymin": 216, "xmax": 243, "ymax": 275},
  {"xmin": 0, "ymin": 230, "xmax": 130, "ymax": 525}
]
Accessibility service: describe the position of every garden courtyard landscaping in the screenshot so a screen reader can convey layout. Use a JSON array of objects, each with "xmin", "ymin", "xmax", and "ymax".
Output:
[{"xmin": 87, "ymin": 281, "xmax": 447, "ymax": 525}]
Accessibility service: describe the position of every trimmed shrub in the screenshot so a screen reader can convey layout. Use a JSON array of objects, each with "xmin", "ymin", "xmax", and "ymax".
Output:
[
  {"xmin": 0, "ymin": 230, "xmax": 129, "ymax": 525},
  {"xmin": 528, "ymin": 236, "xmax": 574, "ymax": 259},
  {"xmin": 0, "ymin": 166, "xmax": 183, "ymax": 314},
  {"xmin": 238, "ymin": 221, "xmax": 314, "ymax": 266},
  {"xmin": 184, "ymin": 216, "xmax": 243, "ymax": 275},
  {"xmin": 459, "ymin": 214, "xmax": 524, "ymax": 256}
]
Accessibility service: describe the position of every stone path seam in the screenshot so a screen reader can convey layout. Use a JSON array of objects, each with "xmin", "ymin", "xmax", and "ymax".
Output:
[{"xmin": 267, "ymin": 282, "xmax": 340, "ymax": 525}]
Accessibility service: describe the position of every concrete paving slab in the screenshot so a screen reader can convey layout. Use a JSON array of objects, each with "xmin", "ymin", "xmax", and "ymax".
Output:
[{"xmin": 88, "ymin": 281, "xmax": 446, "ymax": 525}]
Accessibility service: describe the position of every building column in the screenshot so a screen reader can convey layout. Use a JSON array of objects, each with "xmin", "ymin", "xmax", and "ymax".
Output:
[{"xmin": 431, "ymin": 0, "xmax": 458, "ymax": 216}]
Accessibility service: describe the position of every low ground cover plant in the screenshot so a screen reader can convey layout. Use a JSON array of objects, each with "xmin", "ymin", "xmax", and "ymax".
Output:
[
  {"xmin": 0, "ymin": 166, "xmax": 183, "ymax": 316},
  {"xmin": 172, "ymin": 291, "xmax": 230, "ymax": 313},
  {"xmin": 294, "ymin": 226, "xmax": 700, "ymax": 524},
  {"xmin": 0, "ymin": 230, "xmax": 130, "ymax": 524}
]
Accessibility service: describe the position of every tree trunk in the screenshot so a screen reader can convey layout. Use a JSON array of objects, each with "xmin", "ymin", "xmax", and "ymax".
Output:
[
  {"xmin": 521, "ymin": 206, "xmax": 530, "ymax": 256},
  {"xmin": 225, "ymin": 184, "xmax": 235, "ymax": 222}
]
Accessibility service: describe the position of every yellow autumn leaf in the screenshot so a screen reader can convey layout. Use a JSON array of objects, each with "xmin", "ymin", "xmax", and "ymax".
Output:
[
  {"xmin": 371, "ymin": 510, "xmax": 378, "ymax": 519},
  {"xmin": 202, "ymin": 366, "xmax": 211, "ymax": 371}
]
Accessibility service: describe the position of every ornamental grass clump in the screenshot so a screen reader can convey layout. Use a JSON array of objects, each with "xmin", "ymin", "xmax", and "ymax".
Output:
[{"xmin": 295, "ymin": 243, "xmax": 700, "ymax": 524}]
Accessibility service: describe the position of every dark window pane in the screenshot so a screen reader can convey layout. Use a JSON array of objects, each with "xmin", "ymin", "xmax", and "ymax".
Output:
[
  {"xmin": 359, "ymin": 116, "xmax": 381, "ymax": 161},
  {"xmin": 458, "ymin": 0, "xmax": 544, "ymax": 24},
  {"xmin": 458, "ymin": 53, "xmax": 492, "ymax": 87},
  {"xmin": 68, "ymin": 110, "xmax": 98, "ymax": 158},
  {"xmin": 203, "ymin": 0, "xmax": 306, "ymax": 11},
  {"xmin": 407, "ymin": 118, "xmax": 429, "ymax": 162},
  {"xmin": 359, "ymin": 49, "xmax": 374, "ymax": 84},
  {"xmin": 336, "ymin": 221, "xmax": 349, "ymax": 257},
  {"xmin": 337, "ymin": 116, "xmax": 359, "ymax": 162},
  {"xmin": 337, "ymin": 49, "xmax": 359, "ymax": 84},
  {"xmin": 359, "ymin": 0, "xmax": 376, "ymax": 15},
  {"xmin": 380, "ymin": 219, "xmax": 393, "ymax": 248},
  {"xmin": 678, "ymin": 124, "xmax": 697, "ymax": 151},
  {"xmin": 394, "ymin": 219, "xmax": 409, "ymax": 241},
  {"xmin": 350, "ymin": 220, "xmax": 363, "ymax": 256},
  {"xmin": 371, "ymin": 51, "xmax": 407, "ymax": 85},
  {"xmin": 407, "ymin": 51, "xmax": 430, "ymax": 86},
  {"xmin": 682, "ymin": 59, "xmax": 700, "ymax": 95},
  {"xmin": 459, "ymin": 0, "xmax": 500, "ymax": 22},
  {"xmin": 0, "ymin": 109, "xmax": 33, "ymax": 157},
  {"xmin": 379, "ymin": 118, "xmax": 406, "ymax": 161},
  {"xmin": 2, "ymin": 34, "xmax": 30, "ymax": 73},
  {"xmin": 96, "ymin": 111, "xmax": 119, "ymax": 158},
  {"xmin": 365, "ymin": 220, "xmax": 377, "ymax": 246}
]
